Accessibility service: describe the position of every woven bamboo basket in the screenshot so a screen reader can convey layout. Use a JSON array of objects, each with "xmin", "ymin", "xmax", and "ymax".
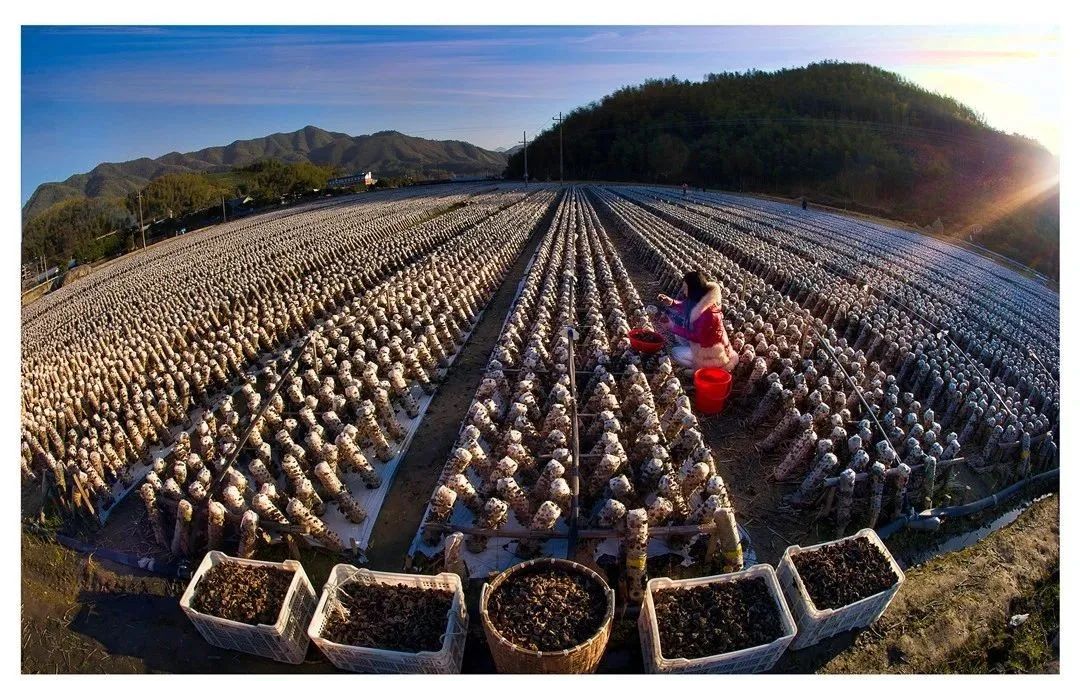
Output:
[{"xmin": 479, "ymin": 558, "xmax": 615, "ymax": 673}]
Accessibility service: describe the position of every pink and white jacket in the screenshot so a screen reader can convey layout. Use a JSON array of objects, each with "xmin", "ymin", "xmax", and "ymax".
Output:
[{"xmin": 669, "ymin": 283, "xmax": 739, "ymax": 371}]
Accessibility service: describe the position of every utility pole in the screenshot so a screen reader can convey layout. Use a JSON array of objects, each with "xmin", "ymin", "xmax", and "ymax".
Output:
[
  {"xmin": 222, "ymin": 196, "xmax": 227, "ymax": 223},
  {"xmin": 522, "ymin": 131, "xmax": 529, "ymax": 185},
  {"xmin": 552, "ymin": 112, "xmax": 564, "ymax": 184},
  {"xmin": 137, "ymin": 191, "xmax": 146, "ymax": 250}
]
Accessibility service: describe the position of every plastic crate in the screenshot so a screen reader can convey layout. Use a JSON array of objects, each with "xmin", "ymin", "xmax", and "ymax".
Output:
[
  {"xmin": 638, "ymin": 564, "xmax": 797, "ymax": 674},
  {"xmin": 308, "ymin": 565, "xmax": 467, "ymax": 673},
  {"xmin": 179, "ymin": 551, "xmax": 316, "ymax": 664},
  {"xmin": 777, "ymin": 528, "xmax": 905, "ymax": 650}
]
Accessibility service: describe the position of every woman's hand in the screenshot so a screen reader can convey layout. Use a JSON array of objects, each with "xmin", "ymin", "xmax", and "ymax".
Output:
[
  {"xmin": 656, "ymin": 313, "xmax": 672, "ymax": 332},
  {"xmin": 657, "ymin": 294, "xmax": 675, "ymax": 307}
]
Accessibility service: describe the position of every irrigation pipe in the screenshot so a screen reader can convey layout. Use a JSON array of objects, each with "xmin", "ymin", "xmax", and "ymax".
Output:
[
  {"xmin": 53, "ymin": 533, "xmax": 180, "ymax": 577},
  {"xmin": 1025, "ymin": 345, "xmax": 1060, "ymax": 389},
  {"xmin": 876, "ymin": 467, "xmax": 1059, "ymax": 539}
]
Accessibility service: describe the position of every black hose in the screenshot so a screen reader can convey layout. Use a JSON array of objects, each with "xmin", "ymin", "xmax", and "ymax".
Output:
[
  {"xmin": 877, "ymin": 467, "xmax": 1058, "ymax": 539},
  {"xmin": 55, "ymin": 533, "xmax": 181, "ymax": 577}
]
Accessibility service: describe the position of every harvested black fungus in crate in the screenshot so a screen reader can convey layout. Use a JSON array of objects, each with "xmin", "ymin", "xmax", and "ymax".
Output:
[
  {"xmin": 791, "ymin": 536, "xmax": 899, "ymax": 610},
  {"xmin": 321, "ymin": 583, "xmax": 452, "ymax": 653},
  {"xmin": 487, "ymin": 565, "xmax": 608, "ymax": 652},
  {"xmin": 653, "ymin": 578, "xmax": 783, "ymax": 659},
  {"xmin": 191, "ymin": 562, "xmax": 292, "ymax": 626}
]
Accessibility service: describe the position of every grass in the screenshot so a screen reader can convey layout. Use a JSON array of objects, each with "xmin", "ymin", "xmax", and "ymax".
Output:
[{"xmin": 931, "ymin": 568, "xmax": 1059, "ymax": 673}]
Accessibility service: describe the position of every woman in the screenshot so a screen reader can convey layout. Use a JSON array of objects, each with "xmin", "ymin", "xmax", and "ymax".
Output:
[{"xmin": 657, "ymin": 271, "xmax": 738, "ymax": 372}]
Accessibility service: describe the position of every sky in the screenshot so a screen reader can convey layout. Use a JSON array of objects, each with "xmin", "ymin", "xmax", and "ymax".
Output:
[{"xmin": 21, "ymin": 25, "xmax": 1061, "ymax": 203}]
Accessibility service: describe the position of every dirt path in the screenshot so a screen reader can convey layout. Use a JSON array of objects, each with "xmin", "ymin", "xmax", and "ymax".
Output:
[
  {"xmin": 779, "ymin": 493, "xmax": 1059, "ymax": 673},
  {"xmin": 363, "ymin": 203, "xmax": 556, "ymax": 570}
]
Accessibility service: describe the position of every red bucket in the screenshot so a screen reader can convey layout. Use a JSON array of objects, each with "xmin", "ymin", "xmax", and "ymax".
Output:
[
  {"xmin": 629, "ymin": 328, "xmax": 666, "ymax": 354},
  {"xmin": 694, "ymin": 367, "xmax": 732, "ymax": 415}
]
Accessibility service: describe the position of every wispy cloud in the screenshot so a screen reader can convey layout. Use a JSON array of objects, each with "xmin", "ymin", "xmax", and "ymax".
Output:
[
  {"xmin": 23, "ymin": 32, "xmax": 664, "ymax": 108},
  {"xmin": 20, "ymin": 25, "xmax": 1061, "ymax": 200},
  {"xmin": 30, "ymin": 26, "xmax": 171, "ymax": 36}
]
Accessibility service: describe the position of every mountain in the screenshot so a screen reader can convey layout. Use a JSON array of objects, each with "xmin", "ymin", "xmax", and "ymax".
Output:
[
  {"xmin": 24, "ymin": 127, "xmax": 508, "ymax": 219},
  {"xmin": 507, "ymin": 62, "xmax": 1059, "ymax": 277}
]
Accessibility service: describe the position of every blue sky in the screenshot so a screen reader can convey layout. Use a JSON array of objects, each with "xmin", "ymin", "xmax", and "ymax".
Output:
[{"xmin": 21, "ymin": 25, "xmax": 1060, "ymax": 202}]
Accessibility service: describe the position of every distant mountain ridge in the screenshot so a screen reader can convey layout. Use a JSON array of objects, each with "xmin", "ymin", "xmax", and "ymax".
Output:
[{"xmin": 23, "ymin": 126, "xmax": 508, "ymax": 219}]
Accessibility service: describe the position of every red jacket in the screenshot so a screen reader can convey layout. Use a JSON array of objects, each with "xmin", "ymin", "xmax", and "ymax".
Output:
[
  {"xmin": 670, "ymin": 300, "xmax": 726, "ymax": 347},
  {"xmin": 666, "ymin": 282, "xmax": 737, "ymax": 370}
]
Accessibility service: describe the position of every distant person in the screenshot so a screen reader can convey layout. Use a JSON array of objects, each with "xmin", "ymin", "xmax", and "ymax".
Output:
[
  {"xmin": 802, "ymin": 197, "xmax": 808, "ymax": 210},
  {"xmin": 655, "ymin": 271, "xmax": 738, "ymax": 372}
]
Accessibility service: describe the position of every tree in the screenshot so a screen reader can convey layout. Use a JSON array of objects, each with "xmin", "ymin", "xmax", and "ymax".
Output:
[
  {"xmin": 240, "ymin": 160, "xmax": 335, "ymax": 202},
  {"xmin": 22, "ymin": 197, "xmax": 130, "ymax": 264},
  {"xmin": 127, "ymin": 173, "xmax": 230, "ymax": 222},
  {"xmin": 648, "ymin": 134, "xmax": 689, "ymax": 182}
]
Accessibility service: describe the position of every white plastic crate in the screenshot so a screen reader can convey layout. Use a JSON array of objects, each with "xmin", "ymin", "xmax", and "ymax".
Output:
[
  {"xmin": 777, "ymin": 528, "xmax": 905, "ymax": 650},
  {"xmin": 638, "ymin": 564, "xmax": 797, "ymax": 674},
  {"xmin": 180, "ymin": 551, "xmax": 316, "ymax": 664},
  {"xmin": 308, "ymin": 565, "xmax": 468, "ymax": 673}
]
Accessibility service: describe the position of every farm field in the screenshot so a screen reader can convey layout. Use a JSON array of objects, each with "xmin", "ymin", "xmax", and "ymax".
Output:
[{"xmin": 21, "ymin": 182, "xmax": 1059, "ymax": 673}]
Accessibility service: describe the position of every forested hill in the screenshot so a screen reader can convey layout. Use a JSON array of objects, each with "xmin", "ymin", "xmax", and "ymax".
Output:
[
  {"xmin": 508, "ymin": 62, "xmax": 1059, "ymax": 277},
  {"xmin": 24, "ymin": 127, "xmax": 507, "ymax": 219}
]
